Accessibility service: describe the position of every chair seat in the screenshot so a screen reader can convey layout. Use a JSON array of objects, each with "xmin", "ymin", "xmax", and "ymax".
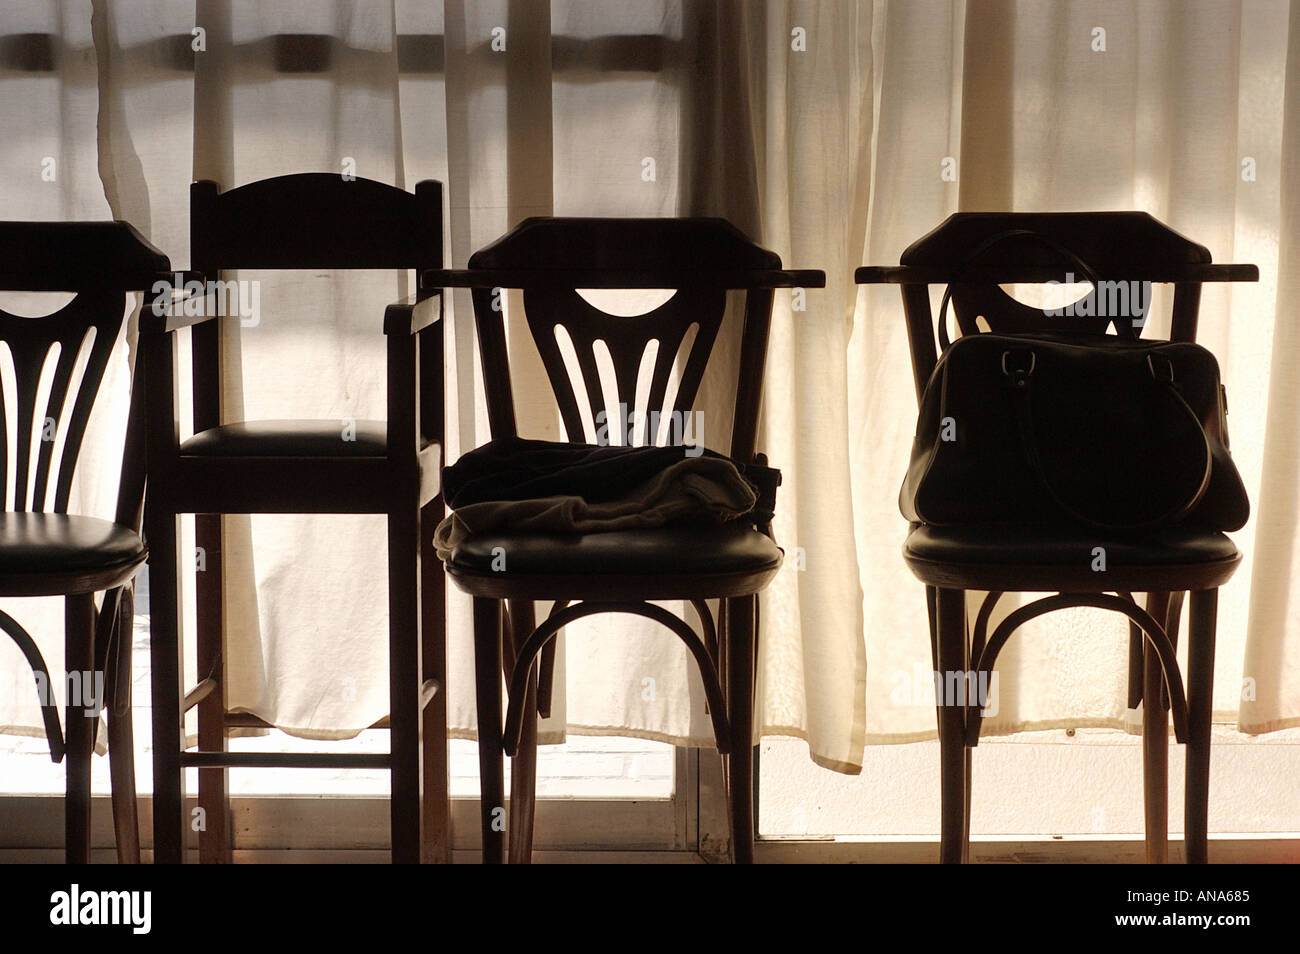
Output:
[
  {"xmin": 904, "ymin": 523, "xmax": 1240, "ymax": 592},
  {"xmin": 0, "ymin": 513, "xmax": 146, "ymax": 596},
  {"xmin": 181, "ymin": 419, "xmax": 387, "ymax": 457},
  {"xmin": 447, "ymin": 522, "xmax": 783, "ymax": 600}
]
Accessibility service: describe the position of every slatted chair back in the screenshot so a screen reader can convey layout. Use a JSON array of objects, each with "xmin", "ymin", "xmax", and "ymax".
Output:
[
  {"xmin": 0, "ymin": 221, "xmax": 164, "ymax": 523},
  {"xmin": 466, "ymin": 217, "xmax": 787, "ymax": 461}
]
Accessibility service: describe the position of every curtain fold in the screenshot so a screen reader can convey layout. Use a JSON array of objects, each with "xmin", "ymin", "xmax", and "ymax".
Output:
[
  {"xmin": 1243, "ymin": 0, "xmax": 1300, "ymax": 734},
  {"xmin": 1, "ymin": 0, "xmax": 1296, "ymax": 777},
  {"xmin": 746, "ymin": 0, "xmax": 874, "ymax": 770}
]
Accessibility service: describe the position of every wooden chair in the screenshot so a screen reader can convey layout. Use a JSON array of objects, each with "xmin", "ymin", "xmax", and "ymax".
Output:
[
  {"xmin": 430, "ymin": 218, "xmax": 823, "ymax": 863},
  {"xmin": 141, "ymin": 173, "xmax": 448, "ymax": 863},
  {"xmin": 0, "ymin": 221, "xmax": 169, "ymax": 863},
  {"xmin": 857, "ymin": 211, "xmax": 1259, "ymax": 863}
]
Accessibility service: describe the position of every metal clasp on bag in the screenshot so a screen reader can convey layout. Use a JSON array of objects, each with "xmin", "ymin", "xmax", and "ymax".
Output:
[
  {"xmin": 1147, "ymin": 352, "xmax": 1175, "ymax": 384},
  {"xmin": 1001, "ymin": 349, "xmax": 1036, "ymax": 388}
]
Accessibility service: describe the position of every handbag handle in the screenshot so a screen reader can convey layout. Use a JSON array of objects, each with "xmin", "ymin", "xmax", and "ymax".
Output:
[
  {"xmin": 1005, "ymin": 349, "xmax": 1214, "ymax": 529},
  {"xmin": 936, "ymin": 229, "xmax": 1118, "ymax": 351}
]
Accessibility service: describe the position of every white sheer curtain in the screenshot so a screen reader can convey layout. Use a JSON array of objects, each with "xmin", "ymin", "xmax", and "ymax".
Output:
[
  {"xmin": 852, "ymin": 0, "xmax": 1297, "ymax": 743},
  {"xmin": 1, "ymin": 0, "xmax": 1296, "ymax": 778}
]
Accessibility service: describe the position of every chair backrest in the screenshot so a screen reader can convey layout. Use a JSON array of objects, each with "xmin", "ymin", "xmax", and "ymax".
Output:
[
  {"xmin": 903, "ymin": 211, "xmax": 1211, "ymax": 340},
  {"xmin": 187, "ymin": 174, "xmax": 444, "ymax": 432},
  {"xmin": 191, "ymin": 173, "xmax": 443, "ymax": 273},
  {"xmin": 896, "ymin": 211, "xmax": 1214, "ymax": 403},
  {"xmin": 0, "ymin": 221, "xmax": 167, "ymax": 524},
  {"xmin": 466, "ymin": 217, "xmax": 784, "ymax": 458}
]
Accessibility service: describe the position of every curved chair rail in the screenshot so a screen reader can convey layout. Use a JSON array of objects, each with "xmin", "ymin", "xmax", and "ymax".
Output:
[
  {"xmin": 502, "ymin": 599, "xmax": 730, "ymax": 758},
  {"xmin": 966, "ymin": 591, "xmax": 1189, "ymax": 747},
  {"xmin": 0, "ymin": 608, "xmax": 65, "ymax": 762}
]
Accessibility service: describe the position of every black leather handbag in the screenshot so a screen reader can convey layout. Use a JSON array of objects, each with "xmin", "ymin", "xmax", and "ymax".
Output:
[{"xmin": 900, "ymin": 236, "xmax": 1250, "ymax": 532}]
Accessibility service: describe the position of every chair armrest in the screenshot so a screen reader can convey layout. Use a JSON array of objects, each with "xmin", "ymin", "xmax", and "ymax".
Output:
[
  {"xmin": 383, "ymin": 291, "xmax": 443, "ymax": 336},
  {"xmin": 855, "ymin": 263, "xmax": 1259, "ymax": 285},
  {"xmin": 423, "ymin": 267, "xmax": 826, "ymax": 290},
  {"xmin": 139, "ymin": 271, "xmax": 222, "ymax": 334}
]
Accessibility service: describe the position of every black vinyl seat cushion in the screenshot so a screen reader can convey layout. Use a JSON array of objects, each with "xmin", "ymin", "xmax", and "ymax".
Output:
[
  {"xmin": 180, "ymin": 419, "xmax": 388, "ymax": 457},
  {"xmin": 448, "ymin": 521, "xmax": 782, "ymax": 578},
  {"xmin": 0, "ymin": 513, "xmax": 145, "ymax": 589},
  {"xmin": 904, "ymin": 524, "xmax": 1239, "ymax": 567}
]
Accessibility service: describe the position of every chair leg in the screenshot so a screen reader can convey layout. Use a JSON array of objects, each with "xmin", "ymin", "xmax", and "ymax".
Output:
[
  {"xmin": 508, "ymin": 673, "xmax": 539, "ymax": 864},
  {"xmin": 473, "ymin": 597, "xmax": 506, "ymax": 864},
  {"xmin": 925, "ymin": 585, "xmax": 939, "ymax": 672},
  {"xmin": 420, "ymin": 498, "xmax": 451, "ymax": 864},
  {"xmin": 725, "ymin": 595, "xmax": 756, "ymax": 864},
  {"xmin": 1185, "ymin": 588, "xmax": 1218, "ymax": 864},
  {"xmin": 388, "ymin": 509, "xmax": 424, "ymax": 864},
  {"xmin": 195, "ymin": 512, "xmax": 231, "ymax": 863},
  {"xmin": 1142, "ymin": 637, "xmax": 1169, "ymax": 863},
  {"xmin": 934, "ymin": 587, "xmax": 967, "ymax": 864},
  {"xmin": 507, "ymin": 600, "xmax": 538, "ymax": 864},
  {"xmin": 107, "ymin": 586, "xmax": 141, "ymax": 864},
  {"xmin": 931, "ymin": 584, "xmax": 976, "ymax": 860},
  {"xmin": 147, "ymin": 506, "xmax": 187, "ymax": 863},
  {"xmin": 716, "ymin": 598, "xmax": 728, "ymax": 708},
  {"xmin": 962, "ymin": 748, "xmax": 972, "ymax": 864},
  {"xmin": 64, "ymin": 593, "xmax": 96, "ymax": 864},
  {"xmin": 1141, "ymin": 591, "xmax": 1172, "ymax": 864},
  {"xmin": 961, "ymin": 594, "xmax": 973, "ymax": 864}
]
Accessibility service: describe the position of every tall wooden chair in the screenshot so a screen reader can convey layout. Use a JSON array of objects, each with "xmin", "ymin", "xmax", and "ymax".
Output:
[
  {"xmin": 0, "ymin": 221, "xmax": 168, "ymax": 862},
  {"xmin": 430, "ymin": 217, "xmax": 823, "ymax": 863},
  {"xmin": 141, "ymin": 173, "xmax": 448, "ymax": 863},
  {"xmin": 857, "ymin": 211, "xmax": 1258, "ymax": 863}
]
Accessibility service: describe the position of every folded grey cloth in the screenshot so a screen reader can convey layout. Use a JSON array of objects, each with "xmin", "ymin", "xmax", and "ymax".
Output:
[{"xmin": 434, "ymin": 455, "xmax": 758, "ymax": 561}]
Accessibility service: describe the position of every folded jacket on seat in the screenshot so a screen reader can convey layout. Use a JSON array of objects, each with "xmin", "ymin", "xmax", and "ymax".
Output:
[{"xmin": 434, "ymin": 437, "xmax": 779, "ymax": 561}]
